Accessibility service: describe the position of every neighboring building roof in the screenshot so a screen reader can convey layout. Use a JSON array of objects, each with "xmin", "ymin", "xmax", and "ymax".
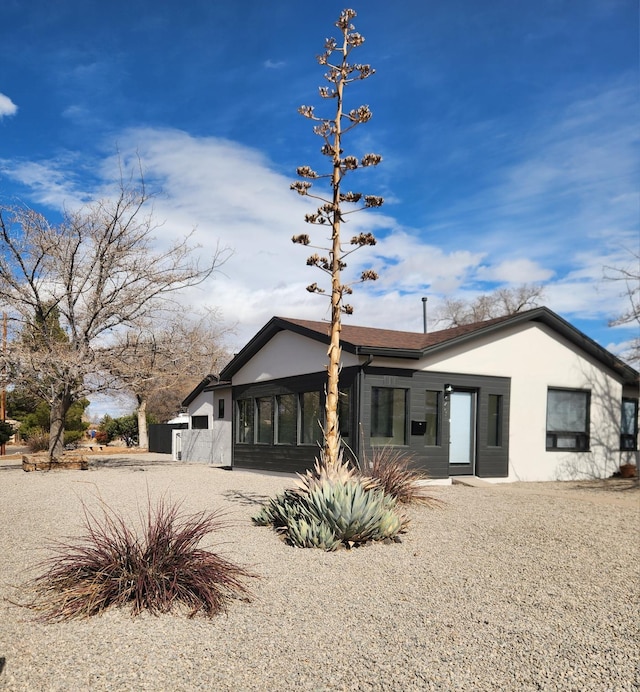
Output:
[
  {"xmin": 181, "ymin": 374, "xmax": 231, "ymax": 408},
  {"xmin": 167, "ymin": 413, "xmax": 189, "ymax": 424},
  {"xmin": 219, "ymin": 307, "xmax": 639, "ymax": 386}
]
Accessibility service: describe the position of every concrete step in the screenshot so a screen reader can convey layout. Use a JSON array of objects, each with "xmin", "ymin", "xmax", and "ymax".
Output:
[{"xmin": 451, "ymin": 476, "xmax": 492, "ymax": 487}]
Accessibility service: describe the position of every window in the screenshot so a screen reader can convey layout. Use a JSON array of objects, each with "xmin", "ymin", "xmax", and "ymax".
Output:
[
  {"xmin": 256, "ymin": 397, "xmax": 273, "ymax": 444},
  {"xmin": 620, "ymin": 398, "xmax": 638, "ymax": 451},
  {"xmin": 301, "ymin": 391, "xmax": 322, "ymax": 445},
  {"xmin": 371, "ymin": 387, "xmax": 407, "ymax": 445},
  {"xmin": 546, "ymin": 389, "xmax": 590, "ymax": 451},
  {"xmin": 487, "ymin": 394, "xmax": 502, "ymax": 447},
  {"xmin": 338, "ymin": 389, "xmax": 350, "ymax": 441},
  {"xmin": 276, "ymin": 394, "xmax": 297, "ymax": 445},
  {"xmin": 218, "ymin": 398, "xmax": 225, "ymax": 419},
  {"xmin": 191, "ymin": 415, "xmax": 208, "ymax": 430},
  {"xmin": 237, "ymin": 399, "xmax": 253, "ymax": 444},
  {"xmin": 424, "ymin": 390, "xmax": 441, "ymax": 446}
]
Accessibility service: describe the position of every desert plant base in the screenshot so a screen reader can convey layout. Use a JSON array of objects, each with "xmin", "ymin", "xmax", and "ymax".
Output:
[
  {"xmin": 22, "ymin": 454, "xmax": 89, "ymax": 472},
  {"xmin": 619, "ymin": 464, "xmax": 637, "ymax": 479}
]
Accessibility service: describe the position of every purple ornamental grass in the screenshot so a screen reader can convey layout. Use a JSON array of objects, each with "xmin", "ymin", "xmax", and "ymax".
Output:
[
  {"xmin": 22, "ymin": 497, "xmax": 255, "ymax": 621},
  {"xmin": 366, "ymin": 447, "xmax": 444, "ymax": 508}
]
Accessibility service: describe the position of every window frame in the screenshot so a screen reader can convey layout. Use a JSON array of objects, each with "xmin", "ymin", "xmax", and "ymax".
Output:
[
  {"xmin": 236, "ymin": 399, "xmax": 254, "ymax": 444},
  {"xmin": 487, "ymin": 394, "xmax": 502, "ymax": 448},
  {"xmin": 424, "ymin": 390, "xmax": 441, "ymax": 447},
  {"xmin": 300, "ymin": 390, "xmax": 323, "ymax": 446},
  {"xmin": 191, "ymin": 415, "xmax": 209, "ymax": 430},
  {"xmin": 546, "ymin": 388, "xmax": 591, "ymax": 452},
  {"xmin": 620, "ymin": 397, "xmax": 639, "ymax": 451},
  {"xmin": 255, "ymin": 396, "xmax": 273, "ymax": 445},
  {"xmin": 275, "ymin": 393, "xmax": 297, "ymax": 445},
  {"xmin": 371, "ymin": 386, "xmax": 408, "ymax": 446}
]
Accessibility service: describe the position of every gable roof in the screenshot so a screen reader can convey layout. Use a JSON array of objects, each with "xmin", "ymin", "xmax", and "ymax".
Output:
[
  {"xmin": 181, "ymin": 374, "xmax": 231, "ymax": 408},
  {"xmin": 219, "ymin": 307, "xmax": 638, "ymax": 385}
]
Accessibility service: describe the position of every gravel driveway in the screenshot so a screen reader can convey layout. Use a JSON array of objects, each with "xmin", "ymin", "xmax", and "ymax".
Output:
[{"xmin": 1, "ymin": 455, "xmax": 638, "ymax": 691}]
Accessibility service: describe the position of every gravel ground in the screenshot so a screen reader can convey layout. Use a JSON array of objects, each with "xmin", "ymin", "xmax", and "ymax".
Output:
[{"xmin": 0, "ymin": 455, "xmax": 638, "ymax": 691}]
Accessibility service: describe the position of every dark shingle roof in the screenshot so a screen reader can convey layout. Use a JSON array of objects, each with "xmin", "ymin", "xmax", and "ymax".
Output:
[
  {"xmin": 281, "ymin": 313, "xmax": 517, "ymax": 352},
  {"xmin": 218, "ymin": 307, "xmax": 638, "ymax": 385}
]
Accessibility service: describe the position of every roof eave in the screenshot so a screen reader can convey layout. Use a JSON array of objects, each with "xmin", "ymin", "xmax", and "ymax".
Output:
[{"xmin": 356, "ymin": 346, "xmax": 423, "ymax": 360}]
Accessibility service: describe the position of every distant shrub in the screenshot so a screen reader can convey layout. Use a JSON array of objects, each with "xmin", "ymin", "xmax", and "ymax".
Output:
[
  {"xmin": 23, "ymin": 498, "xmax": 256, "ymax": 621},
  {"xmin": 94, "ymin": 430, "xmax": 108, "ymax": 445},
  {"xmin": 99, "ymin": 414, "xmax": 138, "ymax": 447},
  {"xmin": 0, "ymin": 420, "xmax": 14, "ymax": 446},
  {"xmin": 26, "ymin": 428, "xmax": 49, "ymax": 453},
  {"xmin": 63, "ymin": 430, "xmax": 84, "ymax": 448}
]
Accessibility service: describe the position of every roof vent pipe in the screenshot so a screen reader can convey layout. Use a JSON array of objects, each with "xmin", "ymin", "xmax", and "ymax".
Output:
[{"xmin": 422, "ymin": 297, "xmax": 428, "ymax": 334}]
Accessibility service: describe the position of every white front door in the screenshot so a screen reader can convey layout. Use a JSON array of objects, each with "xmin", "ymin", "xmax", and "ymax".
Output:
[{"xmin": 449, "ymin": 391, "xmax": 476, "ymax": 474}]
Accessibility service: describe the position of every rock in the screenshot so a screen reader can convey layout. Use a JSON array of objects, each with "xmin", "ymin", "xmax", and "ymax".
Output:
[{"xmin": 22, "ymin": 454, "xmax": 89, "ymax": 472}]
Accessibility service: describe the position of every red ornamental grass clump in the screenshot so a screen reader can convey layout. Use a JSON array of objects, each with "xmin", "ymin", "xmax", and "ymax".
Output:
[
  {"xmin": 23, "ymin": 498, "xmax": 255, "ymax": 621},
  {"xmin": 366, "ymin": 448, "xmax": 444, "ymax": 508}
]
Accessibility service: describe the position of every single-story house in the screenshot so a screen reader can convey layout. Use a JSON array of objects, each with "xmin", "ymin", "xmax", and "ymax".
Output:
[{"xmin": 180, "ymin": 307, "xmax": 639, "ymax": 482}]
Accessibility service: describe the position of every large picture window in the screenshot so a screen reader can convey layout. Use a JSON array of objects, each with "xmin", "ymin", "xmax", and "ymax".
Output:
[
  {"xmin": 301, "ymin": 391, "xmax": 322, "ymax": 445},
  {"xmin": 256, "ymin": 397, "xmax": 273, "ymax": 444},
  {"xmin": 546, "ymin": 388, "xmax": 590, "ymax": 451},
  {"xmin": 276, "ymin": 394, "xmax": 297, "ymax": 445},
  {"xmin": 237, "ymin": 399, "xmax": 253, "ymax": 444},
  {"xmin": 371, "ymin": 387, "xmax": 407, "ymax": 446},
  {"xmin": 620, "ymin": 398, "xmax": 638, "ymax": 451}
]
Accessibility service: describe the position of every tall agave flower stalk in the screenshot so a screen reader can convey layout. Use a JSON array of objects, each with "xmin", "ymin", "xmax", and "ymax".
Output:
[{"xmin": 291, "ymin": 8, "xmax": 383, "ymax": 468}]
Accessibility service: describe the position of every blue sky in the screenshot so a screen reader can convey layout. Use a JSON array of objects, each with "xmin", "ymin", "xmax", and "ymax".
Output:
[{"xmin": 1, "ymin": 0, "xmax": 638, "ymax": 375}]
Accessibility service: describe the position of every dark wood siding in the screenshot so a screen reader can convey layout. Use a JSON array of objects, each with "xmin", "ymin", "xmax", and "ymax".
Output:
[
  {"xmin": 232, "ymin": 367, "xmax": 359, "ymax": 474},
  {"xmin": 360, "ymin": 367, "xmax": 510, "ymax": 479},
  {"xmin": 231, "ymin": 365, "xmax": 510, "ymax": 477}
]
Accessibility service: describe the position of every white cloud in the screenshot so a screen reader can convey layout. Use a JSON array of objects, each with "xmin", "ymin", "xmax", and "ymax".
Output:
[
  {"xmin": 0, "ymin": 159, "xmax": 89, "ymax": 209},
  {"xmin": 476, "ymin": 259, "xmax": 554, "ymax": 283},
  {"xmin": 1, "ymin": 104, "xmax": 636, "ymax": 352},
  {"xmin": 264, "ymin": 59, "xmax": 286, "ymax": 69},
  {"xmin": 0, "ymin": 93, "xmax": 17, "ymax": 118}
]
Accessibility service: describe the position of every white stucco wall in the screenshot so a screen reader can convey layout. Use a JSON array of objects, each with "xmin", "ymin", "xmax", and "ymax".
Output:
[
  {"xmin": 188, "ymin": 390, "xmax": 214, "ymax": 424},
  {"xmin": 232, "ymin": 330, "xmax": 360, "ymax": 385},
  {"xmin": 183, "ymin": 387, "xmax": 232, "ymax": 464},
  {"xmin": 393, "ymin": 322, "xmax": 626, "ymax": 482}
]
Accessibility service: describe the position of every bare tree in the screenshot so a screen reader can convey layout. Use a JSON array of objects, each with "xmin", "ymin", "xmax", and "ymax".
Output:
[
  {"xmin": 0, "ymin": 180, "xmax": 228, "ymax": 460},
  {"xmin": 109, "ymin": 309, "xmax": 232, "ymax": 447},
  {"xmin": 604, "ymin": 248, "xmax": 640, "ymax": 367},
  {"xmin": 291, "ymin": 8, "xmax": 383, "ymax": 467},
  {"xmin": 435, "ymin": 284, "xmax": 545, "ymax": 328}
]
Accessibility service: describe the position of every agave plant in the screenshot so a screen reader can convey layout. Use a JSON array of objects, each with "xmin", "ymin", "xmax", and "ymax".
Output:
[
  {"xmin": 295, "ymin": 445, "xmax": 378, "ymax": 494},
  {"xmin": 305, "ymin": 479, "xmax": 405, "ymax": 543},
  {"xmin": 253, "ymin": 447, "xmax": 408, "ymax": 550}
]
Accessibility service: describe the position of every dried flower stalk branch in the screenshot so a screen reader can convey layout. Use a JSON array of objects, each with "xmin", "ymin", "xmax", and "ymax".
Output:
[{"xmin": 290, "ymin": 9, "xmax": 383, "ymax": 467}]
